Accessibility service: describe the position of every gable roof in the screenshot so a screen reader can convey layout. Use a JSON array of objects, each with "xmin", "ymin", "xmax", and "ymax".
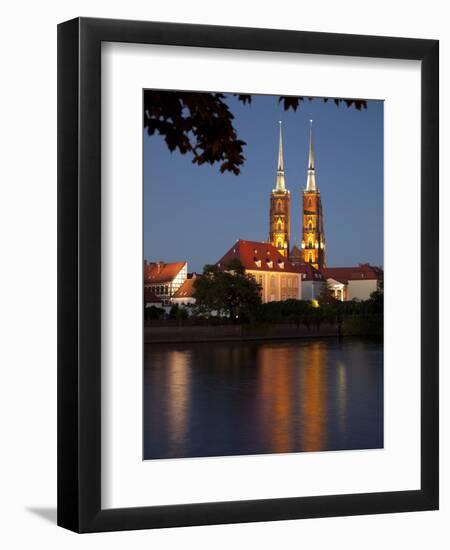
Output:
[
  {"xmin": 217, "ymin": 240, "xmax": 299, "ymax": 274},
  {"xmin": 172, "ymin": 276, "xmax": 198, "ymax": 299},
  {"xmin": 144, "ymin": 261, "xmax": 186, "ymax": 284},
  {"xmin": 323, "ymin": 264, "xmax": 383, "ymax": 284}
]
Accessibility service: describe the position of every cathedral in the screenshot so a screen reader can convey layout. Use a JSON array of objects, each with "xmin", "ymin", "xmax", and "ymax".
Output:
[
  {"xmin": 145, "ymin": 119, "xmax": 382, "ymax": 315},
  {"xmin": 269, "ymin": 120, "xmax": 326, "ymax": 270}
]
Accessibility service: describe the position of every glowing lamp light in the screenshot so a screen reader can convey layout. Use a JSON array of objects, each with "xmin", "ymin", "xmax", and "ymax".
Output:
[
  {"xmin": 311, "ymin": 299, "xmax": 320, "ymax": 308},
  {"xmin": 315, "ymin": 241, "xmax": 319, "ymax": 249}
]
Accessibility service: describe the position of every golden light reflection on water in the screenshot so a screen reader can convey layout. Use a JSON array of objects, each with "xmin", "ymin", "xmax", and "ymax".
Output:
[
  {"xmin": 258, "ymin": 346, "xmax": 294, "ymax": 453},
  {"xmin": 166, "ymin": 351, "xmax": 191, "ymax": 456},
  {"xmin": 144, "ymin": 339, "xmax": 381, "ymax": 459},
  {"xmin": 336, "ymin": 361, "xmax": 348, "ymax": 436},
  {"xmin": 257, "ymin": 342, "xmax": 332, "ymax": 453},
  {"xmin": 300, "ymin": 343, "xmax": 328, "ymax": 452}
]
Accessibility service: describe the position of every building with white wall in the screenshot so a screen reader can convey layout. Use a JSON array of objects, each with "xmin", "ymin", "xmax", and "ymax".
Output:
[
  {"xmin": 323, "ymin": 264, "xmax": 383, "ymax": 301},
  {"xmin": 144, "ymin": 260, "xmax": 187, "ymax": 305},
  {"xmin": 295, "ymin": 263, "xmax": 326, "ymax": 301},
  {"xmin": 170, "ymin": 274, "xmax": 198, "ymax": 306}
]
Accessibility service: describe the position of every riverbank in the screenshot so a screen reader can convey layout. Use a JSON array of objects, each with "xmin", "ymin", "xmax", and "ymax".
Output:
[
  {"xmin": 144, "ymin": 315, "xmax": 382, "ymax": 343},
  {"xmin": 145, "ymin": 322, "xmax": 337, "ymax": 344}
]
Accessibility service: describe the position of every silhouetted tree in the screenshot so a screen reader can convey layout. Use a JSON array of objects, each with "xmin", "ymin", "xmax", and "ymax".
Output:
[
  {"xmin": 145, "ymin": 305, "xmax": 164, "ymax": 320},
  {"xmin": 318, "ymin": 281, "xmax": 338, "ymax": 307},
  {"xmin": 144, "ymin": 91, "xmax": 367, "ymax": 175},
  {"xmin": 194, "ymin": 260, "xmax": 261, "ymax": 321}
]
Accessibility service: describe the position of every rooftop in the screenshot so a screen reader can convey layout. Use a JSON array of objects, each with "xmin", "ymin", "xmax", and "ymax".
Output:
[
  {"xmin": 144, "ymin": 261, "xmax": 186, "ymax": 284},
  {"xmin": 323, "ymin": 264, "xmax": 383, "ymax": 284},
  {"xmin": 217, "ymin": 240, "xmax": 300, "ymax": 274},
  {"xmin": 294, "ymin": 263, "xmax": 325, "ymax": 281},
  {"xmin": 172, "ymin": 275, "xmax": 198, "ymax": 299}
]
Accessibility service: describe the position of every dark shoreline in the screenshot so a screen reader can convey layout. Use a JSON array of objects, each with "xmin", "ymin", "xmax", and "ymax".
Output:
[{"xmin": 144, "ymin": 317, "xmax": 382, "ymax": 344}]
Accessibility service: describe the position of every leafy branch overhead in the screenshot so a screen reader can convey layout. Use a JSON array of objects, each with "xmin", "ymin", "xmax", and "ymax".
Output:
[{"xmin": 143, "ymin": 91, "xmax": 367, "ymax": 175}]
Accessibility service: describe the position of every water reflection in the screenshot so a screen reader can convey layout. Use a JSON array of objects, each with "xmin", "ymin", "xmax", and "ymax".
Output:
[
  {"xmin": 166, "ymin": 351, "xmax": 191, "ymax": 456},
  {"xmin": 336, "ymin": 361, "xmax": 348, "ymax": 436},
  {"xmin": 144, "ymin": 338, "xmax": 383, "ymax": 459},
  {"xmin": 300, "ymin": 342, "xmax": 328, "ymax": 452},
  {"xmin": 258, "ymin": 346, "xmax": 294, "ymax": 454}
]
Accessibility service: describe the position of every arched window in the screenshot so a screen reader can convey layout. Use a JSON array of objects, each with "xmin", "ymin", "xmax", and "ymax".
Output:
[
  {"xmin": 308, "ymin": 222, "xmax": 312, "ymax": 230},
  {"xmin": 277, "ymin": 201, "xmax": 282, "ymax": 213},
  {"xmin": 277, "ymin": 222, "xmax": 282, "ymax": 231},
  {"xmin": 309, "ymin": 254, "xmax": 313, "ymax": 263},
  {"xmin": 308, "ymin": 198, "xmax": 312, "ymax": 207},
  {"xmin": 277, "ymin": 241, "xmax": 282, "ymax": 249},
  {"xmin": 309, "ymin": 240, "xmax": 313, "ymax": 249}
]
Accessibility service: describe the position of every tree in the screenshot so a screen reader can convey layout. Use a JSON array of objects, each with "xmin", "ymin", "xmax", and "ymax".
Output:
[
  {"xmin": 144, "ymin": 92, "xmax": 367, "ymax": 175},
  {"xmin": 318, "ymin": 281, "xmax": 338, "ymax": 307},
  {"xmin": 145, "ymin": 305, "xmax": 164, "ymax": 320},
  {"xmin": 368, "ymin": 287, "xmax": 383, "ymax": 314},
  {"xmin": 255, "ymin": 298, "xmax": 314, "ymax": 326},
  {"xmin": 168, "ymin": 303, "xmax": 189, "ymax": 322},
  {"xmin": 193, "ymin": 261, "xmax": 261, "ymax": 321}
]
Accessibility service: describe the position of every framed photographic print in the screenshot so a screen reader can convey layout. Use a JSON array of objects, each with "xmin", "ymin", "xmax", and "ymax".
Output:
[{"xmin": 57, "ymin": 17, "xmax": 439, "ymax": 532}]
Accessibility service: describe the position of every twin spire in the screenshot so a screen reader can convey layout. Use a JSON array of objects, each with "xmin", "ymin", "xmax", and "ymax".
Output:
[{"xmin": 275, "ymin": 119, "xmax": 317, "ymax": 192}]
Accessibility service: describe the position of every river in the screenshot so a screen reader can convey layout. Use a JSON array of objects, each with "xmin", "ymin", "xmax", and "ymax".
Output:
[{"xmin": 143, "ymin": 337, "xmax": 383, "ymax": 459}]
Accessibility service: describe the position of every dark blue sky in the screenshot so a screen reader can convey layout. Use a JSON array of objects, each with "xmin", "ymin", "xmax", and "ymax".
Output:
[{"xmin": 144, "ymin": 94, "xmax": 383, "ymax": 273}]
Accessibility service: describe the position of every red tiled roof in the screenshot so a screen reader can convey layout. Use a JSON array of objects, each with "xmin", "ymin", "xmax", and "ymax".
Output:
[
  {"xmin": 144, "ymin": 287, "xmax": 163, "ymax": 304},
  {"xmin": 172, "ymin": 276, "xmax": 198, "ymax": 299},
  {"xmin": 217, "ymin": 240, "xmax": 300, "ymax": 273},
  {"xmin": 144, "ymin": 261, "xmax": 186, "ymax": 283},
  {"xmin": 294, "ymin": 263, "xmax": 325, "ymax": 281},
  {"xmin": 323, "ymin": 264, "xmax": 383, "ymax": 284}
]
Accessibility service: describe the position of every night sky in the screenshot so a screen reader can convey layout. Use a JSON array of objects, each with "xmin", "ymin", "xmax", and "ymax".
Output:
[{"xmin": 144, "ymin": 93, "xmax": 383, "ymax": 273}]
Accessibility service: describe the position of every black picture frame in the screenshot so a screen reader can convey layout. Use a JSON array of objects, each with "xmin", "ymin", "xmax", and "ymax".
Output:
[{"xmin": 57, "ymin": 17, "xmax": 439, "ymax": 533}]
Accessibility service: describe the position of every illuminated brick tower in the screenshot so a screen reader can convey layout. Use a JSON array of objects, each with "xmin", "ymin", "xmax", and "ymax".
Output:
[
  {"xmin": 301, "ymin": 120, "xmax": 325, "ymax": 269},
  {"xmin": 269, "ymin": 122, "xmax": 290, "ymax": 258}
]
